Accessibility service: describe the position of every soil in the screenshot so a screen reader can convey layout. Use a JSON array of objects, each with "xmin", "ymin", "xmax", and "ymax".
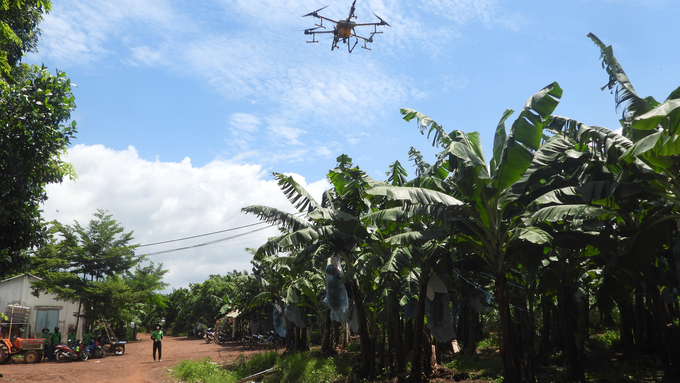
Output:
[{"xmin": 0, "ymin": 334, "xmax": 256, "ymax": 383}]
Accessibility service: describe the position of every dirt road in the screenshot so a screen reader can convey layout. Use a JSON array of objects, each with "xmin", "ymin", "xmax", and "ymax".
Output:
[{"xmin": 0, "ymin": 334, "xmax": 256, "ymax": 382}]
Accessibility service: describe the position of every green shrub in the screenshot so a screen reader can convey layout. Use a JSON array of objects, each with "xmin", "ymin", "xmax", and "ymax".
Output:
[
  {"xmin": 589, "ymin": 329, "xmax": 620, "ymax": 351},
  {"xmin": 265, "ymin": 352, "xmax": 346, "ymax": 383},
  {"xmin": 231, "ymin": 351, "xmax": 278, "ymax": 378},
  {"xmin": 172, "ymin": 358, "xmax": 238, "ymax": 383}
]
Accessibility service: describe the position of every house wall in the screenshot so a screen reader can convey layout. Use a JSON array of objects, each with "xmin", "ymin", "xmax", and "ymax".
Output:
[{"xmin": 0, "ymin": 275, "xmax": 83, "ymax": 342}]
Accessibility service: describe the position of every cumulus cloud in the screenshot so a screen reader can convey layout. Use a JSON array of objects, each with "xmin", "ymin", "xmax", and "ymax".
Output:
[{"xmin": 42, "ymin": 144, "xmax": 327, "ymax": 289}]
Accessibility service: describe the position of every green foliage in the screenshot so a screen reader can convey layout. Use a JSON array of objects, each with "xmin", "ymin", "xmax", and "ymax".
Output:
[
  {"xmin": 231, "ymin": 351, "xmax": 278, "ymax": 378},
  {"xmin": 30, "ymin": 210, "xmax": 167, "ymax": 326},
  {"xmin": 0, "ymin": 0, "xmax": 51, "ymax": 80},
  {"xmin": 175, "ymin": 351, "xmax": 348, "ymax": 383},
  {"xmin": 0, "ymin": 64, "xmax": 77, "ymax": 277},
  {"xmin": 266, "ymin": 352, "xmax": 346, "ymax": 383},
  {"xmin": 0, "ymin": 1, "xmax": 67, "ymax": 277},
  {"xmin": 161, "ymin": 270, "xmax": 251, "ymax": 334},
  {"xmin": 172, "ymin": 358, "xmax": 238, "ymax": 383},
  {"xmin": 588, "ymin": 330, "xmax": 621, "ymax": 351}
]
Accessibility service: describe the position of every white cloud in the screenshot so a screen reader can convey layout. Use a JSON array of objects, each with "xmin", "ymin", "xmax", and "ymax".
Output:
[
  {"xmin": 128, "ymin": 46, "xmax": 164, "ymax": 66},
  {"xmin": 267, "ymin": 124, "xmax": 305, "ymax": 146},
  {"xmin": 42, "ymin": 144, "xmax": 326, "ymax": 290},
  {"xmin": 34, "ymin": 0, "xmax": 179, "ymax": 66},
  {"xmin": 230, "ymin": 113, "xmax": 262, "ymax": 133}
]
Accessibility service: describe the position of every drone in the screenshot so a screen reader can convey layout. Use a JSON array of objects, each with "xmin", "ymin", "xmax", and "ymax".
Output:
[{"xmin": 302, "ymin": 0, "xmax": 391, "ymax": 53}]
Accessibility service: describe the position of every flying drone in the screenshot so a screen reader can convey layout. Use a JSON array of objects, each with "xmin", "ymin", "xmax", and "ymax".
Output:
[{"xmin": 302, "ymin": 0, "xmax": 390, "ymax": 53}]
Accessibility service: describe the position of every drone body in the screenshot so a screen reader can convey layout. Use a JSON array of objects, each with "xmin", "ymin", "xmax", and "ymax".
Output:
[{"xmin": 303, "ymin": 0, "xmax": 390, "ymax": 53}]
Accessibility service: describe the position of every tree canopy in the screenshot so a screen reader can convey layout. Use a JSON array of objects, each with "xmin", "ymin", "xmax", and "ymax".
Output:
[
  {"xmin": 30, "ymin": 210, "xmax": 167, "ymax": 327},
  {"xmin": 0, "ymin": 0, "xmax": 77, "ymax": 278}
]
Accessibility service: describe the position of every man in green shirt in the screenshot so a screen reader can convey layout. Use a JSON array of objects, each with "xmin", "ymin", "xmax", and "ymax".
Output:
[
  {"xmin": 40, "ymin": 328, "xmax": 53, "ymax": 361},
  {"xmin": 151, "ymin": 324, "xmax": 163, "ymax": 362},
  {"xmin": 67, "ymin": 328, "xmax": 76, "ymax": 345},
  {"xmin": 52, "ymin": 327, "xmax": 62, "ymax": 346},
  {"xmin": 82, "ymin": 329, "xmax": 93, "ymax": 346}
]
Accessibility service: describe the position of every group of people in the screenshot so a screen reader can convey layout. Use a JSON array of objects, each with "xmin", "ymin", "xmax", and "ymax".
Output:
[
  {"xmin": 37, "ymin": 323, "xmax": 164, "ymax": 363},
  {"xmin": 39, "ymin": 327, "xmax": 97, "ymax": 361},
  {"xmin": 39, "ymin": 327, "xmax": 63, "ymax": 361}
]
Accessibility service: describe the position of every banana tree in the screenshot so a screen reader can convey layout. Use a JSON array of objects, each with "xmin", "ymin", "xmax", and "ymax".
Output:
[
  {"xmin": 587, "ymin": 33, "xmax": 680, "ymax": 376},
  {"xmin": 243, "ymin": 162, "xmax": 381, "ymax": 378},
  {"xmin": 365, "ymin": 82, "xmax": 566, "ymax": 382}
]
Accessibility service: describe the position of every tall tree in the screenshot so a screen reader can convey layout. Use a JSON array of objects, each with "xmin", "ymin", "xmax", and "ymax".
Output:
[
  {"xmin": 30, "ymin": 210, "xmax": 141, "ymax": 324},
  {"xmin": 0, "ymin": 0, "xmax": 51, "ymax": 80},
  {"xmin": 0, "ymin": 0, "xmax": 77, "ymax": 278}
]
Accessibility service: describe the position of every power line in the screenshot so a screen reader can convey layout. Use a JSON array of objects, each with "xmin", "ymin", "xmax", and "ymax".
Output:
[
  {"xmin": 138, "ymin": 225, "xmax": 276, "ymax": 257},
  {"xmin": 137, "ymin": 212, "xmax": 306, "ymax": 248},
  {"xmin": 138, "ymin": 221, "xmax": 268, "ymax": 248}
]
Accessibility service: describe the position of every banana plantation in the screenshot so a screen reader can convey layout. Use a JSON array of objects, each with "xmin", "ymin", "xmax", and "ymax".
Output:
[{"xmin": 242, "ymin": 34, "xmax": 680, "ymax": 383}]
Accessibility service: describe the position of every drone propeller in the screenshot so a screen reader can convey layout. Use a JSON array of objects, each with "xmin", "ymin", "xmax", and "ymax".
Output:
[
  {"xmin": 302, "ymin": 5, "xmax": 328, "ymax": 17},
  {"xmin": 348, "ymin": 0, "xmax": 357, "ymax": 20},
  {"xmin": 373, "ymin": 13, "xmax": 391, "ymax": 27},
  {"xmin": 302, "ymin": 26, "xmax": 323, "ymax": 34}
]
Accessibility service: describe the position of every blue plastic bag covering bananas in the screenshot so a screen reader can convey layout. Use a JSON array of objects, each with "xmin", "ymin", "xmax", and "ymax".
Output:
[
  {"xmin": 323, "ymin": 257, "xmax": 350, "ymax": 322},
  {"xmin": 285, "ymin": 291, "xmax": 307, "ymax": 329},
  {"xmin": 273, "ymin": 304, "xmax": 286, "ymax": 337}
]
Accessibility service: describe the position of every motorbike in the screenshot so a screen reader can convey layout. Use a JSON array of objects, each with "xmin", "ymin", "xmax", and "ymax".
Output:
[
  {"xmin": 241, "ymin": 331, "xmax": 284, "ymax": 350},
  {"xmin": 83, "ymin": 339, "xmax": 106, "ymax": 358},
  {"xmin": 215, "ymin": 330, "xmax": 231, "ymax": 344},
  {"xmin": 204, "ymin": 328, "xmax": 216, "ymax": 344},
  {"xmin": 55, "ymin": 340, "xmax": 88, "ymax": 362}
]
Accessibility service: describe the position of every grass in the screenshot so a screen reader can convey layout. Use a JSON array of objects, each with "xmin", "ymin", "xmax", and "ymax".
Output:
[
  {"xmin": 443, "ymin": 346, "xmax": 504, "ymax": 381},
  {"xmin": 172, "ymin": 350, "xmax": 350, "ymax": 383},
  {"xmin": 172, "ymin": 358, "xmax": 239, "ymax": 383},
  {"xmin": 172, "ymin": 333, "xmax": 667, "ymax": 383}
]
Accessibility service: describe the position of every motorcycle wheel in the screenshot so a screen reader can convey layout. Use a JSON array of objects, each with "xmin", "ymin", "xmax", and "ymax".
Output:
[
  {"xmin": 114, "ymin": 344, "xmax": 125, "ymax": 355},
  {"xmin": 204, "ymin": 336, "xmax": 211, "ymax": 344},
  {"xmin": 24, "ymin": 351, "xmax": 39, "ymax": 363},
  {"xmin": 79, "ymin": 348, "xmax": 89, "ymax": 361},
  {"xmin": 55, "ymin": 350, "xmax": 69, "ymax": 363},
  {"xmin": 94, "ymin": 348, "xmax": 106, "ymax": 358}
]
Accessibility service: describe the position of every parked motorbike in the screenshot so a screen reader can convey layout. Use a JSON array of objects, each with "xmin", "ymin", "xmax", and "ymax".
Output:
[
  {"xmin": 241, "ymin": 331, "xmax": 284, "ymax": 350},
  {"xmin": 204, "ymin": 328, "xmax": 216, "ymax": 344},
  {"xmin": 215, "ymin": 330, "xmax": 231, "ymax": 344},
  {"xmin": 83, "ymin": 339, "xmax": 106, "ymax": 358},
  {"xmin": 56, "ymin": 340, "xmax": 88, "ymax": 362}
]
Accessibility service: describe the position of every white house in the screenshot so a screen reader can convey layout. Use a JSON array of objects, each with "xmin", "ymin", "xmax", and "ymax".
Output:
[{"xmin": 0, "ymin": 274, "xmax": 82, "ymax": 343}]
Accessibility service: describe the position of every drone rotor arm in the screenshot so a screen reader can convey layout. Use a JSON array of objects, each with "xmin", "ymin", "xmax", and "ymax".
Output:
[
  {"xmin": 302, "ymin": 5, "xmax": 329, "ymax": 17},
  {"xmin": 373, "ymin": 13, "xmax": 391, "ymax": 27}
]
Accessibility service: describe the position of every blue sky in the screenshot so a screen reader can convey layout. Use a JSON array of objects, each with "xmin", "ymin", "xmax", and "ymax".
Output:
[{"xmin": 29, "ymin": 0, "xmax": 680, "ymax": 289}]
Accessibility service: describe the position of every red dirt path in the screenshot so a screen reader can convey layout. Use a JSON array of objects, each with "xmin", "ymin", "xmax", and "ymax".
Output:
[{"xmin": 0, "ymin": 334, "xmax": 256, "ymax": 383}]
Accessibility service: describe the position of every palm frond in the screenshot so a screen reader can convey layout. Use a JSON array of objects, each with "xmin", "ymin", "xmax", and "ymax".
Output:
[
  {"xmin": 273, "ymin": 172, "xmax": 321, "ymax": 213},
  {"xmin": 587, "ymin": 32, "xmax": 654, "ymax": 120},
  {"xmin": 241, "ymin": 205, "xmax": 310, "ymax": 232},
  {"xmin": 401, "ymin": 108, "xmax": 450, "ymax": 148}
]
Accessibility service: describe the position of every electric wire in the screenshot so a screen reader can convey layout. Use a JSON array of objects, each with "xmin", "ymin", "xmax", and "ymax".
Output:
[
  {"xmin": 138, "ymin": 221, "xmax": 268, "ymax": 248},
  {"xmin": 137, "ymin": 212, "xmax": 306, "ymax": 248},
  {"xmin": 138, "ymin": 225, "xmax": 276, "ymax": 257}
]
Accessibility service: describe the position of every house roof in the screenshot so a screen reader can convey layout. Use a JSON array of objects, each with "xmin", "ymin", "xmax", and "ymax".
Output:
[{"xmin": 0, "ymin": 273, "xmax": 42, "ymax": 284}]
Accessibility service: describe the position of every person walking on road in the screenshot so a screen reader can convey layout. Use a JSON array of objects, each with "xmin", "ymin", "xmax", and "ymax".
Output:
[{"xmin": 151, "ymin": 324, "xmax": 163, "ymax": 362}]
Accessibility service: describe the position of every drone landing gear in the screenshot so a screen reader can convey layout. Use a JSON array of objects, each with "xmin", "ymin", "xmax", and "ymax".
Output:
[{"xmin": 348, "ymin": 36, "xmax": 359, "ymax": 53}]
